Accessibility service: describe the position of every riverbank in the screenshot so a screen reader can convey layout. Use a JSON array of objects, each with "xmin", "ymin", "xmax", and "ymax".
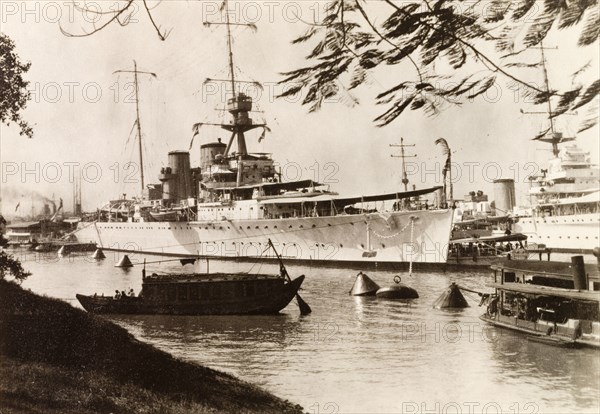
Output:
[{"xmin": 0, "ymin": 280, "xmax": 304, "ymax": 413}]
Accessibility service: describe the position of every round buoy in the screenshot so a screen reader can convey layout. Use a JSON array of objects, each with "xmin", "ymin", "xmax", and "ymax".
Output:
[
  {"xmin": 376, "ymin": 276, "xmax": 418, "ymax": 299},
  {"xmin": 91, "ymin": 248, "xmax": 106, "ymax": 260},
  {"xmin": 57, "ymin": 246, "xmax": 69, "ymax": 256},
  {"xmin": 115, "ymin": 254, "xmax": 133, "ymax": 268},
  {"xmin": 350, "ymin": 272, "xmax": 380, "ymax": 296},
  {"xmin": 432, "ymin": 283, "xmax": 469, "ymax": 309}
]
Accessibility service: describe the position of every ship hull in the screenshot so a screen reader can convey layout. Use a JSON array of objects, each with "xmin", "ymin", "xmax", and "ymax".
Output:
[
  {"xmin": 513, "ymin": 213, "xmax": 600, "ymax": 253},
  {"xmin": 75, "ymin": 209, "xmax": 453, "ymax": 264}
]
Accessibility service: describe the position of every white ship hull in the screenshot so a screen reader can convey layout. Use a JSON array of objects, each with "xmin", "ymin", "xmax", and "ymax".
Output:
[
  {"xmin": 75, "ymin": 209, "xmax": 453, "ymax": 264},
  {"xmin": 514, "ymin": 213, "xmax": 600, "ymax": 253}
]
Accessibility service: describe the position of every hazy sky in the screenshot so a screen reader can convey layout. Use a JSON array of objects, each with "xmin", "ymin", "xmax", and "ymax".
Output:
[{"xmin": 1, "ymin": 0, "xmax": 598, "ymax": 216}]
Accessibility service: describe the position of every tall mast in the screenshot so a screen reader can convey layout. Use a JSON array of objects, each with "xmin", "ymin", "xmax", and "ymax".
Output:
[
  {"xmin": 133, "ymin": 61, "xmax": 145, "ymax": 192},
  {"xmin": 113, "ymin": 61, "xmax": 157, "ymax": 195},
  {"xmin": 202, "ymin": 0, "xmax": 268, "ymax": 165},
  {"xmin": 390, "ymin": 138, "xmax": 416, "ymax": 192},
  {"xmin": 540, "ymin": 44, "xmax": 558, "ymax": 153},
  {"xmin": 540, "ymin": 45, "xmax": 554, "ymax": 133},
  {"xmin": 535, "ymin": 43, "xmax": 562, "ymax": 157},
  {"xmin": 224, "ymin": 0, "xmax": 236, "ymax": 96}
]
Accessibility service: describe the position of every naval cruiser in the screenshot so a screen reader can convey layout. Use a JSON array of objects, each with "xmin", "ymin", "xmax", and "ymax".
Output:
[{"xmin": 75, "ymin": 2, "xmax": 453, "ymax": 265}]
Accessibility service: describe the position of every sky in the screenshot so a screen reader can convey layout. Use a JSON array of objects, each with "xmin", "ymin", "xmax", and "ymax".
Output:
[{"xmin": 1, "ymin": 0, "xmax": 598, "ymax": 217}]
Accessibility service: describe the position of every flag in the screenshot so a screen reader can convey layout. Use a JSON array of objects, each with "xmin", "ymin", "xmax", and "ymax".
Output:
[
  {"xmin": 259, "ymin": 126, "xmax": 271, "ymax": 143},
  {"xmin": 189, "ymin": 123, "xmax": 203, "ymax": 150}
]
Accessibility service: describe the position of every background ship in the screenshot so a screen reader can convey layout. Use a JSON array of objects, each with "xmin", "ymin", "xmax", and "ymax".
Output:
[
  {"xmin": 75, "ymin": 1, "xmax": 453, "ymax": 266},
  {"xmin": 510, "ymin": 46, "xmax": 599, "ymax": 253},
  {"xmin": 513, "ymin": 133, "xmax": 600, "ymax": 253}
]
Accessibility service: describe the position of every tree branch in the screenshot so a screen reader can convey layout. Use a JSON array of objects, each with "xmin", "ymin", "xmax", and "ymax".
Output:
[
  {"xmin": 382, "ymin": 0, "xmax": 549, "ymax": 96},
  {"xmin": 354, "ymin": 0, "xmax": 423, "ymax": 82}
]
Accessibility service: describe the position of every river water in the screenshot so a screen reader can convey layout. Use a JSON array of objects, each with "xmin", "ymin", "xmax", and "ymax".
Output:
[{"xmin": 12, "ymin": 248, "xmax": 600, "ymax": 414}]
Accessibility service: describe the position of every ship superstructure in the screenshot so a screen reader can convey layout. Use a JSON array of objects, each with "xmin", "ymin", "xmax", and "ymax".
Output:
[{"xmin": 514, "ymin": 133, "xmax": 600, "ymax": 252}]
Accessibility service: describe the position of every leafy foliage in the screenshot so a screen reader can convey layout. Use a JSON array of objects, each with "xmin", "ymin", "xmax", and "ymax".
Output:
[
  {"xmin": 0, "ymin": 33, "xmax": 32, "ymax": 138},
  {"xmin": 0, "ymin": 251, "xmax": 31, "ymax": 282},
  {"xmin": 280, "ymin": 0, "xmax": 599, "ymax": 131}
]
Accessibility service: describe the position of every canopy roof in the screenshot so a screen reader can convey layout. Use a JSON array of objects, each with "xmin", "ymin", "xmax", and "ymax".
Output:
[
  {"xmin": 211, "ymin": 179, "xmax": 322, "ymax": 192},
  {"xmin": 258, "ymin": 186, "xmax": 443, "ymax": 206},
  {"xmin": 491, "ymin": 260, "xmax": 600, "ymax": 280},
  {"xmin": 450, "ymin": 233, "xmax": 527, "ymax": 244},
  {"xmin": 487, "ymin": 281, "xmax": 600, "ymax": 302},
  {"xmin": 5, "ymin": 221, "xmax": 41, "ymax": 229},
  {"xmin": 454, "ymin": 215, "xmax": 510, "ymax": 226}
]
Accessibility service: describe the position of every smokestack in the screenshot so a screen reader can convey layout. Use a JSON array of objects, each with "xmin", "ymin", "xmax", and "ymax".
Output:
[
  {"xmin": 493, "ymin": 179, "xmax": 516, "ymax": 216},
  {"xmin": 159, "ymin": 151, "xmax": 192, "ymax": 203}
]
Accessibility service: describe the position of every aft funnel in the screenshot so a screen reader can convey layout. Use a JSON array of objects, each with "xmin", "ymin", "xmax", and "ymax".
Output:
[
  {"xmin": 115, "ymin": 254, "xmax": 133, "ymax": 268},
  {"xmin": 350, "ymin": 272, "xmax": 380, "ymax": 296},
  {"xmin": 433, "ymin": 283, "xmax": 469, "ymax": 309}
]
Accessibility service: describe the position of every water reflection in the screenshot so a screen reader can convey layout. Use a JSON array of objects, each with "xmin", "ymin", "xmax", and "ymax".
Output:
[
  {"xmin": 487, "ymin": 330, "xmax": 600, "ymax": 409},
  {"xmin": 17, "ymin": 252, "xmax": 600, "ymax": 413}
]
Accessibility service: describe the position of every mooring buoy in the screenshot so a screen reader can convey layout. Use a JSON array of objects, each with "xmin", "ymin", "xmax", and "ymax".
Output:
[
  {"xmin": 115, "ymin": 254, "xmax": 133, "ymax": 268},
  {"xmin": 91, "ymin": 248, "xmax": 106, "ymax": 260},
  {"xmin": 350, "ymin": 272, "xmax": 380, "ymax": 296},
  {"xmin": 432, "ymin": 283, "xmax": 469, "ymax": 309},
  {"xmin": 375, "ymin": 275, "xmax": 419, "ymax": 299}
]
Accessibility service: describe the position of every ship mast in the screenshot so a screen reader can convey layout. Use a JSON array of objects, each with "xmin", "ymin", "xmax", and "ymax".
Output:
[
  {"xmin": 113, "ymin": 61, "xmax": 157, "ymax": 194},
  {"xmin": 390, "ymin": 138, "xmax": 416, "ymax": 192},
  {"xmin": 540, "ymin": 44, "xmax": 555, "ymax": 140},
  {"xmin": 525, "ymin": 43, "xmax": 573, "ymax": 158},
  {"xmin": 203, "ymin": 0, "xmax": 269, "ymax": 185},
  {"xmin": 224, "ymin": 0, "xmax": 236, "ymax": 97}
]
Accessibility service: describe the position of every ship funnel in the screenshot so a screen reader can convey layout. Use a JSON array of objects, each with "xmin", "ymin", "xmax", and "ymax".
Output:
[
  {"xmin": 433, "ymin": 283, "xmax": 469, "ymax": 309},
  {"xmin": 115, "ymin": 254, "xmax": 133, "ymax": 268},
  {"xmin": 159, "ymin": 151, "xmax": 192, "ymax": 204},
  {"xmin": 349, "ymin": 272, "xmax": 380, "ymax": 296},
  {"xmin": 493, "ymin": 179, "xmax": 516, "ymax": 215},
  {"xmin": 571, "ymin": 255, "xmax": 588, "ymax": 290},
  {"xmin": 200, "ymin": 138, "xmax": 227, "ymax": 170}
]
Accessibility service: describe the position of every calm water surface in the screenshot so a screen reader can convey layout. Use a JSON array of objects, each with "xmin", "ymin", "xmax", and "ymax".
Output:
[{"xmin": 14, "ymin": 249, "xmax": 600, "ymax": 413}]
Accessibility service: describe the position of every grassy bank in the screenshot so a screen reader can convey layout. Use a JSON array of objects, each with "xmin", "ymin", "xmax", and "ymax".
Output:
[{"xmin": 0, "ymin": 280, "xmax": 304, "ymax": 413}]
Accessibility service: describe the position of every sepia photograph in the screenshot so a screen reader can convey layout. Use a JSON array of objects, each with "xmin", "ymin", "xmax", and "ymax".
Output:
[{"xmin": 1, "ymin": 1, "xmax": 599, "ymax": 413}]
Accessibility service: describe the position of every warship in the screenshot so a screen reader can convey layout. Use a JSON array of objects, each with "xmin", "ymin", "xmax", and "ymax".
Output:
[{"xmin": 75, "ymin": 1, "xmax": 453, "ymax": 266}]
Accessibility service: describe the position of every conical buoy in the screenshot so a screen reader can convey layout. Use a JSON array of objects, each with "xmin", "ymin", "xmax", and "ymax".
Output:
[
  {"xmin": 432, "ymin": 283, "xmax": 469, "ymax": 309},
  {"xmin": 57, "ymin": 246, "xmax": 69, "ymax": 256},
  {"xmin": 92, "ymin": 248, "xmax": 106, "ymax": 260},
  {"xmin": 115, "ymin": 254, "xmax": 133, "ymax": 268},
  {"xmin": 376, "ymin": 275, "xmax": 419, "ymax": 299},
  {"xmin": 350, "ymin": 272, "xmax": 380, "ymax": 296}
]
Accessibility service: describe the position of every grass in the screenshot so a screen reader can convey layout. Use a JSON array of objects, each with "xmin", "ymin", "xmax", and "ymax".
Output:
[{"xmin": 0, "ymin": 279, "xmax": 304, "ymax": 413}]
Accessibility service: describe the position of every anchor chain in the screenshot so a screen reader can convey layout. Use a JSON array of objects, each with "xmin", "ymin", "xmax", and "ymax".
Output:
[{"xmin": 372, "ymin": 216, "xmax": 415, "ymax": 240}]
